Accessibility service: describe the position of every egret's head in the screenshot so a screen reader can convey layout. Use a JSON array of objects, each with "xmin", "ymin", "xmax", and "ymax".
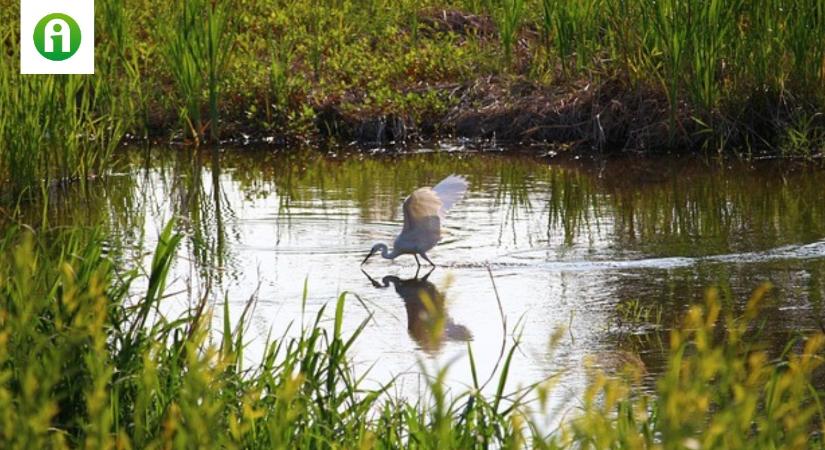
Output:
[{"xmin": 361, "ymin": 243, "xmax": 387, "ymax": 265}]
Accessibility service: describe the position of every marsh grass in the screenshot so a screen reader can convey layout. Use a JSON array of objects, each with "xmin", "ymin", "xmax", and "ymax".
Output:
[
  {"xmin": 540, "ymin": 0, "xmax": 604, "ymax": 77},
  {"xmin": 0, "ymin": 68, "xmax": 121, "ymax": 197},
  {"xmin": 161, "ymin": 0, "xmax": 234, "ymax": 144},
  {"xmin": 1, "ymin": 220, "xmax": 823, "ymax": 448},
  {"xmin": 0, "ymin": 0, "xmax": 130, "ymax": 197},
  {"xmin": 1, "ymin": 0, "xmax": 824, "ymax": 165},
  {"xmin": 493, "ymin": 0, "xmax": 526, "ymax": 67}
]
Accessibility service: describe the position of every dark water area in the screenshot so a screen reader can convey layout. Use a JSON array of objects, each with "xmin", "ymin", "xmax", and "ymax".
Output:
[{"xmin": 22, "ymin": 146, "xmax": 825, "ymax": 411}]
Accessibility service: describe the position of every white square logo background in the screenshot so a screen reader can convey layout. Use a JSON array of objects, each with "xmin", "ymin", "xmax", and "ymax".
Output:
[{"xmin": 20, "ymin": 0, "xmax": 94, "ymax": 74}]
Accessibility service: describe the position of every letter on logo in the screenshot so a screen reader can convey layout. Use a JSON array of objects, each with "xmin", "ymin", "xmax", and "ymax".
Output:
[{"xmin": 44, "ymin": 19, "xmax": 70, "ymax": 53}]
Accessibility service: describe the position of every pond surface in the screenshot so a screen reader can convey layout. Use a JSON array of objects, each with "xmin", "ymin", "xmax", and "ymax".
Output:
[{"xmin": 36, "ymin": 147, "xmax": 825, "ymax": 413}]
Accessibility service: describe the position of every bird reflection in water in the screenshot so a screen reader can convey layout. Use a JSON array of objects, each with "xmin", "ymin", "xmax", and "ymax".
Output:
[{"xmin": 362, "ymin": 268, "xmax": 472, "ymax": 353}]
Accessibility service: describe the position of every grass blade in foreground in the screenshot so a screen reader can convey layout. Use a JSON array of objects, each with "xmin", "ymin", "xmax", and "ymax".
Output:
[{"xmin": 0, "ymin": 226, "xmax": 822, "ymax": 448}]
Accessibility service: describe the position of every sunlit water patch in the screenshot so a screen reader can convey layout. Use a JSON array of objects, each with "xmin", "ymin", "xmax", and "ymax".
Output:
[{"xmin": 28, "ymin": 148, "xmax": 825, "ymax": 414}]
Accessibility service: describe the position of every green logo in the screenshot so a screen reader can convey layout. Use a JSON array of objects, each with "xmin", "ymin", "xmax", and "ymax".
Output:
[{"xmin": 33, "ymin": 13, "xmax": 81, "ymax": 61}]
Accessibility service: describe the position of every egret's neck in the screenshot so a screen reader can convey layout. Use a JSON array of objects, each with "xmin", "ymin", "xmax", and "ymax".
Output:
[{"xmin": 380, "ymin": 244, "xmax": 400, "ymax": 260}]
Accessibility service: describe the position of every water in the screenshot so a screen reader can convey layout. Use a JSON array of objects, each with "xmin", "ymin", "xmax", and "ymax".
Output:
[{"xmin": 33, "ymin": 147, "xmax": 825, "ymax": 410}]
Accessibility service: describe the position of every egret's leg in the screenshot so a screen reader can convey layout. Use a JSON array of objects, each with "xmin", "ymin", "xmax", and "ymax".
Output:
[
  {"xmin": 421, "ymin": 253, "xmax": 436, "ymax": 267},
  {"xmin": 414, "ymin": 254, "xmax": 422, "ymax": 268}
]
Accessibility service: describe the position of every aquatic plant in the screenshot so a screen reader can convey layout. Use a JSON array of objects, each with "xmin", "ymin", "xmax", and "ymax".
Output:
[
  {"xmin": 161, "ymin": 0, "xmax": 234, "ymax": 144},
  {"xmin": 0, "ymin": 62, "xmax": 122, "ymax": 197}
]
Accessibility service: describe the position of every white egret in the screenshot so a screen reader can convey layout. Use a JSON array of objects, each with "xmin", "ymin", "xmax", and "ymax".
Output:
[{"xmin": 361, "ymin": 174, "xmax": 469, "ymax": 267}]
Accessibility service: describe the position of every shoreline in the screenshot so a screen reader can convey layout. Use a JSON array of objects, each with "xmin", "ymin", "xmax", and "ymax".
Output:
[
  {"xmin": 140, "ymin": 74, "xmax": 825, "ymax": 157},
  {"xmin": 128, "ymin": 5, "xmax": 825, "ymax": 157}
]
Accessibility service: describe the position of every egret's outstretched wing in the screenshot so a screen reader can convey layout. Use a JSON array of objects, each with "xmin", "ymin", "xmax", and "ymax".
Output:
[
  {"xmin": 400, "ymin": 187, "xmax": 442, "ymax": 246},
  {"xmin": 431, "ymin": 175, "xmax": 468, "ymax": 217},
  {"xmin": 396, "ymin": 175, "xmax": 468, "ymax": 253},
  {"xmin": 404, "ymin": 187, "xmax": 445, "ymax": 221}
]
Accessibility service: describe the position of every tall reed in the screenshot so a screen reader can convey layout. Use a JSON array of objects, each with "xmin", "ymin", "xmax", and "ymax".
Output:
[
  {"xmin": 0, "ymin": 1, "xmax": 128, "ymax": 196},
  {"xmin": 496, "ymin": 0, "xmax": 525, "ymax": 67},
  {"xmin": 161, "ymin": 0, "xmax": 234, "ymax": 144},
  {"xmin": 535, "ymin": 0, "xmax": 825, "ymax": 146},
  {"xmin": 0, "ymin": 61, "xmax": 119, "ymax": 196},
  {"xmin": 541, "ymin": 0, "xmax": 604, "ymax": 76}
]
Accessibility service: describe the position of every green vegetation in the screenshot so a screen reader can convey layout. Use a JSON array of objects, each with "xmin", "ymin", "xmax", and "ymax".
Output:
[
  {"xmin": 2, "ymin": 0, "xmax": 825, "ymax": 445},
  {"xmin": 3, "ymin": 0, "xmax": 825, "ymax": 192},
  {"xmin": 161, "ymin": 0, "xmax": 234, "ymax": 144},
  {"xmin": 1, "ymin": 222, "xmax": 823, "ymax": 448},
  {"xmin": 0, "ymin": 2, "xmax": 126, "ymax": 196}
]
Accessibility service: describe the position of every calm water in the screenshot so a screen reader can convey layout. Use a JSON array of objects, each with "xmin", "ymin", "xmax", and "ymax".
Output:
[{"xmin": 36, "ymin": 147, "xmax": 825, "ymax": 411}]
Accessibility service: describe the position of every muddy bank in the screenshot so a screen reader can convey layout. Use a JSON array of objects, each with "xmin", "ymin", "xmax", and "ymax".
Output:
[
  {"xmin": 314, "ymin": 76, "xmax": 686, "ymax": 151},
  {"xmin": 147, "ymin": 69, "xmax": 824, "ymax": 156},
  {"xmin": 207, "ymin": 75, "xmax": 817, "ymax": 156}
]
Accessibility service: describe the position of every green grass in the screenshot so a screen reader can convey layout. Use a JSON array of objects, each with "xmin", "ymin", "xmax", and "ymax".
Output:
[
  {"xmin": 495, "ymin": 0, "xmax": 526, "ymax": 67},
  {"xmin": 160, "ymin": 0, "xmax": 234, "ymax": 144},
  {"xmin": 1, "ymin": 222, "xmax": 823, "ymax": 448},
  {"xmin": 0, "ymin": 0, "xmax": 130, "ymax": 197},
  {"xmin": 2, "ymin": 0, "xmax": 825, "ymax": 192}
]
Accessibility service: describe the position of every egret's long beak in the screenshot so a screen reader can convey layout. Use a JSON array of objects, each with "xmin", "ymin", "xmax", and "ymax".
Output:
[{"xmin": 361, "ymin": 250, "xmax": 374, "ymax": 265}]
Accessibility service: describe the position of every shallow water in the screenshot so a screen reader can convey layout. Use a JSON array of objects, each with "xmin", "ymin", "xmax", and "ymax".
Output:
[{"xmin": 34, "ymin": 147, "xmax": 825, "ymax": 412}]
